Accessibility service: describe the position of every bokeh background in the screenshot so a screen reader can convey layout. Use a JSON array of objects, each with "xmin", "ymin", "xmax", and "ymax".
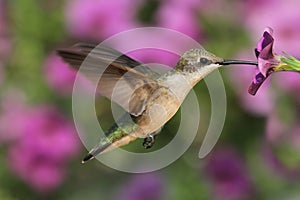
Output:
[{"xmin": 1, "ymin": 0, "xmax": 300, "ymax": 199}]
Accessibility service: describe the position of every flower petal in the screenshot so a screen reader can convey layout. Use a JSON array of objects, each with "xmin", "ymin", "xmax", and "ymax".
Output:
[{"xmin": 248, "ymin": 72, "xmax": 267, "ymax": 95}]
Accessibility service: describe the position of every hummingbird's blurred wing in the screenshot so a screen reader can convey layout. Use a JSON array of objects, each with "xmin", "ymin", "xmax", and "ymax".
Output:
[
  {"xmin": 57, "ymin": 43, "xmax": 161, "ymax": 116},
  {"xmin": 58, "ymin": 43, "xmax": 160, "ymax": 78}
]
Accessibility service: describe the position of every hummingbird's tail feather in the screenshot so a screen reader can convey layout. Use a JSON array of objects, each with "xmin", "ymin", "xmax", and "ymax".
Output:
[{"xmin": 81, "ymin": 134, "xmax": 137, "ymax": 163}]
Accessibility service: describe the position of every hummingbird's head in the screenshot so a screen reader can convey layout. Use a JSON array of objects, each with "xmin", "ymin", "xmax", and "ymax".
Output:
[
  {"xmin": 176, "ymin": 47, "xmax": 223, "ymax": 75},
  {"xmin": 176, "ymin": 47, "xmax": 258, "ymax": 77}
]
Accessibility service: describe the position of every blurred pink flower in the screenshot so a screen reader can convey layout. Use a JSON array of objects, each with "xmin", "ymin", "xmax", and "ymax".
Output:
[
  {"xmin": 65, "ymin": 0, "xmax": 139, "ymax": 40},
  {"xmin": 243, "ymin": 0, "xmax": 300, "ymax": 55},
  {"xmin": 0, "ymin": 96, "xmax": 81, "ymax": 193},
  {"xmin": 126, "ymin": 48, "xmax": 179, "ymax": 67},
  {"xmin": 226, "ymin": 52, "xmax": 274, "ymax": 116},
  {"xmin": 156, "ymin": 3, "xmax": 202, "ymax": 40},
  {"xmin": 44, "ymin": 54, "xmax": 77, "ymax": 95},
  {"xmin": 8, "ymin": 143, "xmax": 66, "ymax": 193},
  {"xmin": 204, "ymin": 148, "xmax": 254, "ymax": 200},
  {"xmin": 8, "ymin": 107, "xmax": 81, "ymax": 160},
  {"xmin": 117, "ymin": 173, "xmax": 164, "ymax": 200}
]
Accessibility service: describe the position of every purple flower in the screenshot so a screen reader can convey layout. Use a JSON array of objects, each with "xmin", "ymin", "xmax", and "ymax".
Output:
[
  {"xmin": 204, "ymin": 148, "xmax": 254, "ymax": 200},
  {"xmin": 65, "ymin": 0, "xmax": 139, "ymax": 40},
  {"xmin": 44, "ymin": 54, "xmax": 77, "ymax": 95},
  {"xmin": 243, "ymin": 0, "xmax": 300, "ymax": 97},
  {"xmin": 0, "ymin": 95, "xmax": 81, "ymax": 193},
  {"xmin": 116, "ymin": 174, "xmax": 164, "ymax": 200},
  {"xmin": 255, "ymin": 28, "xmax": 278, "ymax": 76},
  {"xmin": 248, "ymin": 28, "xmax": 280, "ymax": 95}
]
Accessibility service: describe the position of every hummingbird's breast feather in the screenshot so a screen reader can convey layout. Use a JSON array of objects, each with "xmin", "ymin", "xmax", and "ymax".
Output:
[
  {"xmin": 160, "ymin": 72, "xmax": 196, "ymax": 102},
  {"xmin": 134, "ymin": 86, "xmax": 182, "ymax": 137},
  {"xmin": 133, "ymin": 71, "xmax": 200, "ymax": 138}
]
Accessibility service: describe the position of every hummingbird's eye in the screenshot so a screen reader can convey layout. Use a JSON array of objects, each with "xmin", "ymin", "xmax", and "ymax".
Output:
[{"xmin": 200, "ymin": 58, "xmax": 209, "ymax": 65}]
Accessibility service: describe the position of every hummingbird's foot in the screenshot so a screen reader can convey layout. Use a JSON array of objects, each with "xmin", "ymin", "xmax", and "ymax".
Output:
[
  {"xmin": 142, "ymin": 128, "xmax": 162, "ymax": 149},
  {"xmin": 143, "ymin": 134, "xmax": 157, "ymax": 149}
]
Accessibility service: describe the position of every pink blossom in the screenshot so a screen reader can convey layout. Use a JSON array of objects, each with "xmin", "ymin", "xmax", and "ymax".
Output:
[
  {"xmin": 243, "ymin": 0, "xmax": 300, "ymax": 55},
  {"xmin": 8, "ymin": 143, "xmax": 66, "ymax": 193},
  {"xmin": 10, "ymin": 107, "xmax": 81, "ymax": 160},
  {"xmin": 126, "ymin": 48, "xmax": 179, "ymax": 67},
  {"xmin": 0, "ymin": 96, "xmax": 81, "ymax": 193},
  {"xmin": 44, "ymin": 54, "xmax": 77, "ymax": 95},
  {"xmin": 65, "ymin": 0, "xmax": 139, "ymax": 41},
  {"xmin": 156, "ymin": 3, "xmax": 202, "ymax": 40},
  {"xmin": 145, "ymin": 3, "xmax": 203, "ymax": 66}
]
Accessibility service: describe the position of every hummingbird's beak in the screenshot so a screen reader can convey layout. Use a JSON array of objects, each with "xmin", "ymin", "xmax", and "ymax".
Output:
[{"xmin": 217, "ymin": 59, "xmax": 258, "ymax": 66}]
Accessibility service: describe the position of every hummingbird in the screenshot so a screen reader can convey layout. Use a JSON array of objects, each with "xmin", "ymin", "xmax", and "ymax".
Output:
[{"xmin": 57, "ymin": 43, "xmax": 257, "ymax": 163}]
